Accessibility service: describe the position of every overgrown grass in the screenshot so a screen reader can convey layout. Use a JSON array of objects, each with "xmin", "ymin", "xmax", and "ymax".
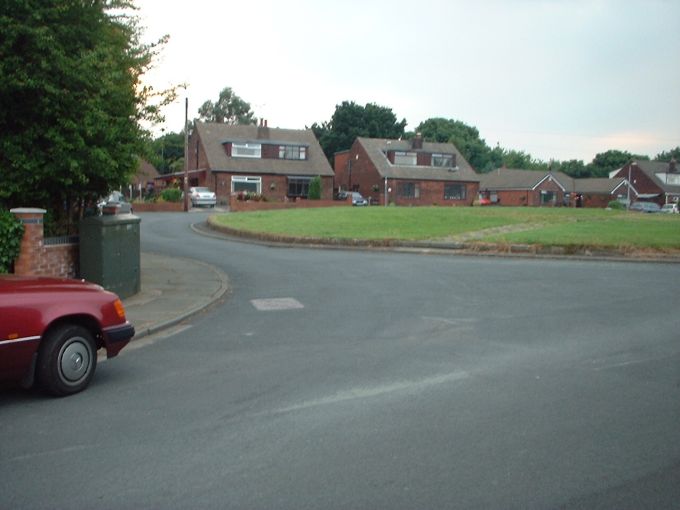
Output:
[{"xmin": 213, "ymin": 207, "xmax": 680, "ymax": 250}]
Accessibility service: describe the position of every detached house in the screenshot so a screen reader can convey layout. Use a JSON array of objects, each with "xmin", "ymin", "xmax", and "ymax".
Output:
[
  {"xmin": 334, "ymin": 135, "xmax": 480, "ymax": 206},
  {"xmin": 479, "ymin": 168, "xmax": 573, "ymax": 206},
  {"xmin": 479, "ymin": 168, "xmax": 635, "ymax": 208},
  {"xmin": 163, "ymin": 121, "xmax": 334, "ymax": 205},
  {"xmin": 611, "ymin": 160, "xmax": 680, "ymax": 206}
]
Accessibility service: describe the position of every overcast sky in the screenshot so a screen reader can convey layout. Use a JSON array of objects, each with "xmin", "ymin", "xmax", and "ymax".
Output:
[{"xmin": 136, "ymin": 0, "xmax": 679, "ymax": 163}]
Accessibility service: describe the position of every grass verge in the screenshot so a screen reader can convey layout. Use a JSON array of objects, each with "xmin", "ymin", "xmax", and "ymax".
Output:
[{"xmin": 212, "ymin": 207, "xmax": 680, "ymax": 252}]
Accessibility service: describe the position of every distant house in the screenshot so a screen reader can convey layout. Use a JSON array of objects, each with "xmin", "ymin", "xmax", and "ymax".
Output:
[
  {"xmin": 334, "ymin": 135, "xmax": 479, "ymax": 206},
  {"xmin": 131, "ymin": 159, "xmax": 160, "ymax": 197},
  {"xmin": 479, "ymin": 168, "xmax": 572, "ymax": 206},
  {"xmin": 611, "ymin": 160, "xmax": 680, "ymax": 206},
  {"xmin": 158, "ymin": 121, "xmax": 334, "ymax": 205},
  {"xmin": 571, "ymin": 178, "xmax": 632, "ymax": 208},
  {"xmin": 479, "ymin": 168, "xmax": 635, "ymax": 208}
]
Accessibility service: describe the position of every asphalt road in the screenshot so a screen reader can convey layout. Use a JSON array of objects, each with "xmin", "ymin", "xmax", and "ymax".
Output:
[{"xmin": 2, "ymin": 212, "xmax": 679, "ymax": 509}]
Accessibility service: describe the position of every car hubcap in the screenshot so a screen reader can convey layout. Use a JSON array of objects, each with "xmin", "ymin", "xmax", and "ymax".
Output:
[{"xmin": 60, "ymin": 340, "xmax": 91, "ymax": 382}]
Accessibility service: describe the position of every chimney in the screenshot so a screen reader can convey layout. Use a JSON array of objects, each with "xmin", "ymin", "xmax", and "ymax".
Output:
[
  {"xmin": 669, "ymin": 158, "xmax": 678, "ymax": 174},
  {"xmin": 257, "ymin": 119, "xmax": 269, "ymax": 139},
  {"xmin": 412, "ymin": 132, "xmax": 423, "ymax": 150}
]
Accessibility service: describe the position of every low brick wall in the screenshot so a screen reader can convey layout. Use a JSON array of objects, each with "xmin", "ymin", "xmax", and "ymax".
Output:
[
  {"xmin": 230, "ymin": 198, "xmax": 351, "ymax": 212},
  {"xmin": 131, "ymin": 202, "xmax": 184, "ymax": 212},
  {"xmin": 11, "ymin": 208, "xmax": 79, "ymax": 279}
]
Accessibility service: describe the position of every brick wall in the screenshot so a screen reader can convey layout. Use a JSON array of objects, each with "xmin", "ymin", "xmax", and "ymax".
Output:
[{"xmin": 11, "ymin": 208, "xmax": 79, "ymax": 279}]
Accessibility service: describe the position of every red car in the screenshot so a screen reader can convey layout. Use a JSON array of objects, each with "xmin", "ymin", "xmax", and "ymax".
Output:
[{"xmin": 0, "ymin": 275, "xmax": 134, "ymax": 396}]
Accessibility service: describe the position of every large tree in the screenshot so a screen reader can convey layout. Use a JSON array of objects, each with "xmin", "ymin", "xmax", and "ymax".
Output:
[
  {"xmin": 148, "ymin": 130, "xmax": 185, "ymax": 174},
  {"xmin": 0, "ymin": 0, "xmax": 171, "ymax": 232},
  {"xmin": 586, "ymin": 149, "xmax": 650, "ymax": 177},
  {"xmin": 197, "ymin": 87, "xmax": 256, "ymax": 125},
  {"xmin": 311, "ymin": 101, "xmax": 407, "ymax": 162},
  {"xmin": 415, "ymin": 118, "xmax": 497, "ymax": 172}
]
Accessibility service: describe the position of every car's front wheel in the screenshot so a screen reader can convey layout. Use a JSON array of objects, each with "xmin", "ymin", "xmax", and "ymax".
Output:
[{"xmin": 37, "ymin": 324, "xmax": 97, "ymax": 396}]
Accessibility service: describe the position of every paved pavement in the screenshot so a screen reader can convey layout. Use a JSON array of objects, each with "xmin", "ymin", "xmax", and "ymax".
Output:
[{"xmin": 122, "ymin": 252, "xmax": 229, "ymax": 339}]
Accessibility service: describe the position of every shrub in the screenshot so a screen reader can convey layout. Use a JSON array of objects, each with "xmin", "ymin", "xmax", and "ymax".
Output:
[
  {"xmin": 308, "ymin": 176, "xmax": 322, "ymax": 200},
  {"xmin": 161, "ymin": 188, "xmax": 182, "ymax": 202},
  {"xmin": 0, "ymin": 210, "xmax": 25, "ymax": 273},
  {"xmin": 608, "ymin": 200, "xmax": 625, "ymax": 210}
]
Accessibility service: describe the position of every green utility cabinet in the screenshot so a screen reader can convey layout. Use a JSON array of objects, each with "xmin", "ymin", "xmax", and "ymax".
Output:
[{"xmin": 80, "ymin": 213, "xmax": 141, "ymax": 298}]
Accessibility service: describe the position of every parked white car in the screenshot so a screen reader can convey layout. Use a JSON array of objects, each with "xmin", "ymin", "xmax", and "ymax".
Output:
[
  {"xmin": 189, "ymin": 187, "xmax": 217, "ymax": 208},
  {"xmin": 660, "ymin": 203, "xmax": 679, "ymax": 214}
]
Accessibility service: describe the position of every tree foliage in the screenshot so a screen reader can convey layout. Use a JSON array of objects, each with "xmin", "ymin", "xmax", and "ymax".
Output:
[
  {"xmin": 655, "ymin": 146, "xmax": 680, "ymax": 162},
  {"xmin": 311, "ymin": 101, "xmax": 407, "ymax": 162},
  {"xmin": 0, "ymin": 210, "xmax": 24, "ymax": 273},
  {"xmin": 0, "ymin": 0, "xmax": 172, "ymax": 232},
  {"xmin": 308, "ymin": 176, "xmax": 322, "ymax": 200},
  {"xmin": 587, "ymin": 150, "xmax": 649, "ymax": 177},
  {"xmin": 148, "ymin": 130, "xmax": 185, "ymax": 174},
  {"xmin": 197, "ymin": 87, "xmax": 256, "ymax": 125}
]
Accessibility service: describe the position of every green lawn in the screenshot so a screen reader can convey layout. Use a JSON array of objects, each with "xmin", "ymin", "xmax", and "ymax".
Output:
[{"xmin": 212, "ymin": 207, "xmax": 680, "ymax": 251}]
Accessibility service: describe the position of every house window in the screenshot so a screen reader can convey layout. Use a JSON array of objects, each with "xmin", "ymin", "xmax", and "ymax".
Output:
[
  {"xmin": 540, "ymin": 190, "xmax": 556, "ymax": 205},
  {"xmin": 444, "ymin": 183, "xmax": 466, "ymax": 200},
  {"xmin": 398, "ymin": 182, "xmax": 420, "ymax": 198},
  {"xmin": 231, "ymin": 176, "xmax": 261, "ymax": 193},
  {"xmin": 432, "ymin": 153, "xmax": 454, "ymax": 168},
  {"xmin": 288, "ymin": 176, "xmax": 312, "ymax": 197},
  {"xmin": 279, "ymin": 145, "xmax": 307, "ymax": 160},
  {"xmin": 394, "ymin": 151, "xmax": 417, "ymax": 166},
  {"xmin": 232, "ymin": 143, "xmax": 261, "ymax": 158}
]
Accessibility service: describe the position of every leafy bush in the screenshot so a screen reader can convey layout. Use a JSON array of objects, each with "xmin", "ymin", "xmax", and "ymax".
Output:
[
  {"xmin": 0, "ymin": 210, "xmax": 24, "ymax": 273},
  {"xmin": 308, "ymin": 176, "xmax": 322, "ymax": 200},
  {"xmin": 608, "ymin": 200, "xmax": 625, "ymax": 210},
  {"xmin": 161, "ymin": 188, "xmax": 182, "ymax": 202}
]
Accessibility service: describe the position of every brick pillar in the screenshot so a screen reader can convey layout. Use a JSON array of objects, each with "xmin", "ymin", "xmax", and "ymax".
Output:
[{"xmin": 10, "ymin": 208, "xmax": 46, "ymax": 276}]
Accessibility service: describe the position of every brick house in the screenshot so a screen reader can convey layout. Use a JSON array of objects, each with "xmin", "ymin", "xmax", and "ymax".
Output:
[
  {"xmin": 571, "ymin": 178, "xmax": 633, "ymax": 208},
  {"xmin": 611, "ymin": 160, "xmax": 680, "ymax": 206},
  {"xmin": 158, "ymin": 121, "xmax": 334, "ymax": 205},
  {"xmin": 334, "ymin": 135, "xmax": 480, "ymax": 206},
  {"xmin": 479, "ymin": 168, "xmax": 573, "ymax": 206}
]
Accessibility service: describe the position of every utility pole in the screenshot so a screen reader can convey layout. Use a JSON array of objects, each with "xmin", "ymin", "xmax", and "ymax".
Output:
[{"xmin": 183, "ymin": 97, "xmax": 189, "ymax": 212}]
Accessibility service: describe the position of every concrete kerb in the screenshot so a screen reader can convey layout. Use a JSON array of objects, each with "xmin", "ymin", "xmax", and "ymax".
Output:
[
  {"xmin": 197, "ymin": 215, "xmax": 680, "ymax": 264},
  {"xmin": 128, "ymin": 253, "xmax": 230, "ymax": 340}
]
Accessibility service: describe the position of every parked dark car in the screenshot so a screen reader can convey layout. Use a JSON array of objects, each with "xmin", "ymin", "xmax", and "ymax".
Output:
[
  {"xmin": 0, "ymin": 276, "xmax": 134, "ymax": 396},
  {"xmin": 630, "ymin": 201, "xmax": 661, "ymax": 213}
]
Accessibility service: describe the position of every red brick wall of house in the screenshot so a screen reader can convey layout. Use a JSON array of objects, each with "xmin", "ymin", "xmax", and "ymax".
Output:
[
  {"xmin": 389, "ymin": 180, "xmax": 479, "ymax": 207},
  {"xmin": 493, "ymin": 178, "xmax": 566, "ymax": 206},
  {"xmin": 220, "ymin": 174, "xmax": 333, "ymax": 206},
  {"xmin": 581, "ymin": 194, "xmax": 614, "ymax": 208},
  {"xmin": 334, "ymin": 151, "xmax": 350, "ymax": 191},
  {"xmin": 613, "ymin": 164, "xmax": 663, "ymax": 205},
  {"xmin": 11, "ymin": 209, "xmax": 79, "ymax": 279}
]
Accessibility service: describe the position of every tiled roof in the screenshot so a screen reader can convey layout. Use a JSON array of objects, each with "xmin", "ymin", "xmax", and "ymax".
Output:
[
  {"xmin": 572, "ymin": 177, "xmax": 627, "ymax": 194},
  {"xmin": 632, "ymin": 161, "xmax": 680, "ymax": 194},
  {"xmin": 195, "ymin": 122, "xmax": 334, "ymax": 177},
  {"xmin": 357, "ymin": 138, "xmax": 479, "ymax": 182},
  {"xmin": 479, "ymin": 168, "xmax": 572, "ymax": 190}
]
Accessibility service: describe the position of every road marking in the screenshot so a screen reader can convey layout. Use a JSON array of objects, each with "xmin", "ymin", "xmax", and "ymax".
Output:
[
  {"xmin": 251, "ymin": 297, "xmax": 304, "ymax": 311},
  {"xmin": 271, "ymin": 371, "xmax": 470, "ymax": 415}
]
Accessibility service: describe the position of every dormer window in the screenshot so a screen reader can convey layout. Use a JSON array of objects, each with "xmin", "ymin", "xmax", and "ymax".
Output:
[
  {"xmin": 232, "ymin": 142, "xmax": 261, "ymax": 158},
  {"xmin": 279, "ymin": 145, "xmax": 307, "ymax": 160},
  {"xmin": 432, "ymin": 153, "xmax": 455, "ymax": 168},
  {"xmin": 394, "ymin": 151, "xmax": 417, "ymax": 166}
]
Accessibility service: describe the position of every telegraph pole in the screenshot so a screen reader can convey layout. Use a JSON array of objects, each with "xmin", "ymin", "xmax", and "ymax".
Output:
[{"xmin": 183, "ymin": 97, "xmax": 189, "ymax": 212}]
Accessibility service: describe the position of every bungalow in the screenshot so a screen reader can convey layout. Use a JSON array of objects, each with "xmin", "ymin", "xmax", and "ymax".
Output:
[
  {"xmin": 479, "ymin": 168, "xmax": 636, "ymax": 208},
  {"xmin": 158, "ymin": 121, "xmax": 335, "ymax": 205},
  {"xmin": 611, "ymin": 159, "xmax": 680, "ymax": 206},
  {"xmin": 571, "ymin": 178, "xmax": 633, "ymax": 208},
  {"xmin": 478, "ymin": 168, "xmax": 572, "ymax": 206},
  {"xmin": 334, "ymin": 135, "xmax": 479, "ymax": 206}
]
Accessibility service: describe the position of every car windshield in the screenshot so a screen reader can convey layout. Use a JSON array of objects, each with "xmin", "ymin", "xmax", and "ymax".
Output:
[
  {"xmin": 352, "ymin": 193, "xmax": 363, "ymax": 199},
  {"xmin": 194, "ymin": 187, "xmax": 210, "ymax": 193}
]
